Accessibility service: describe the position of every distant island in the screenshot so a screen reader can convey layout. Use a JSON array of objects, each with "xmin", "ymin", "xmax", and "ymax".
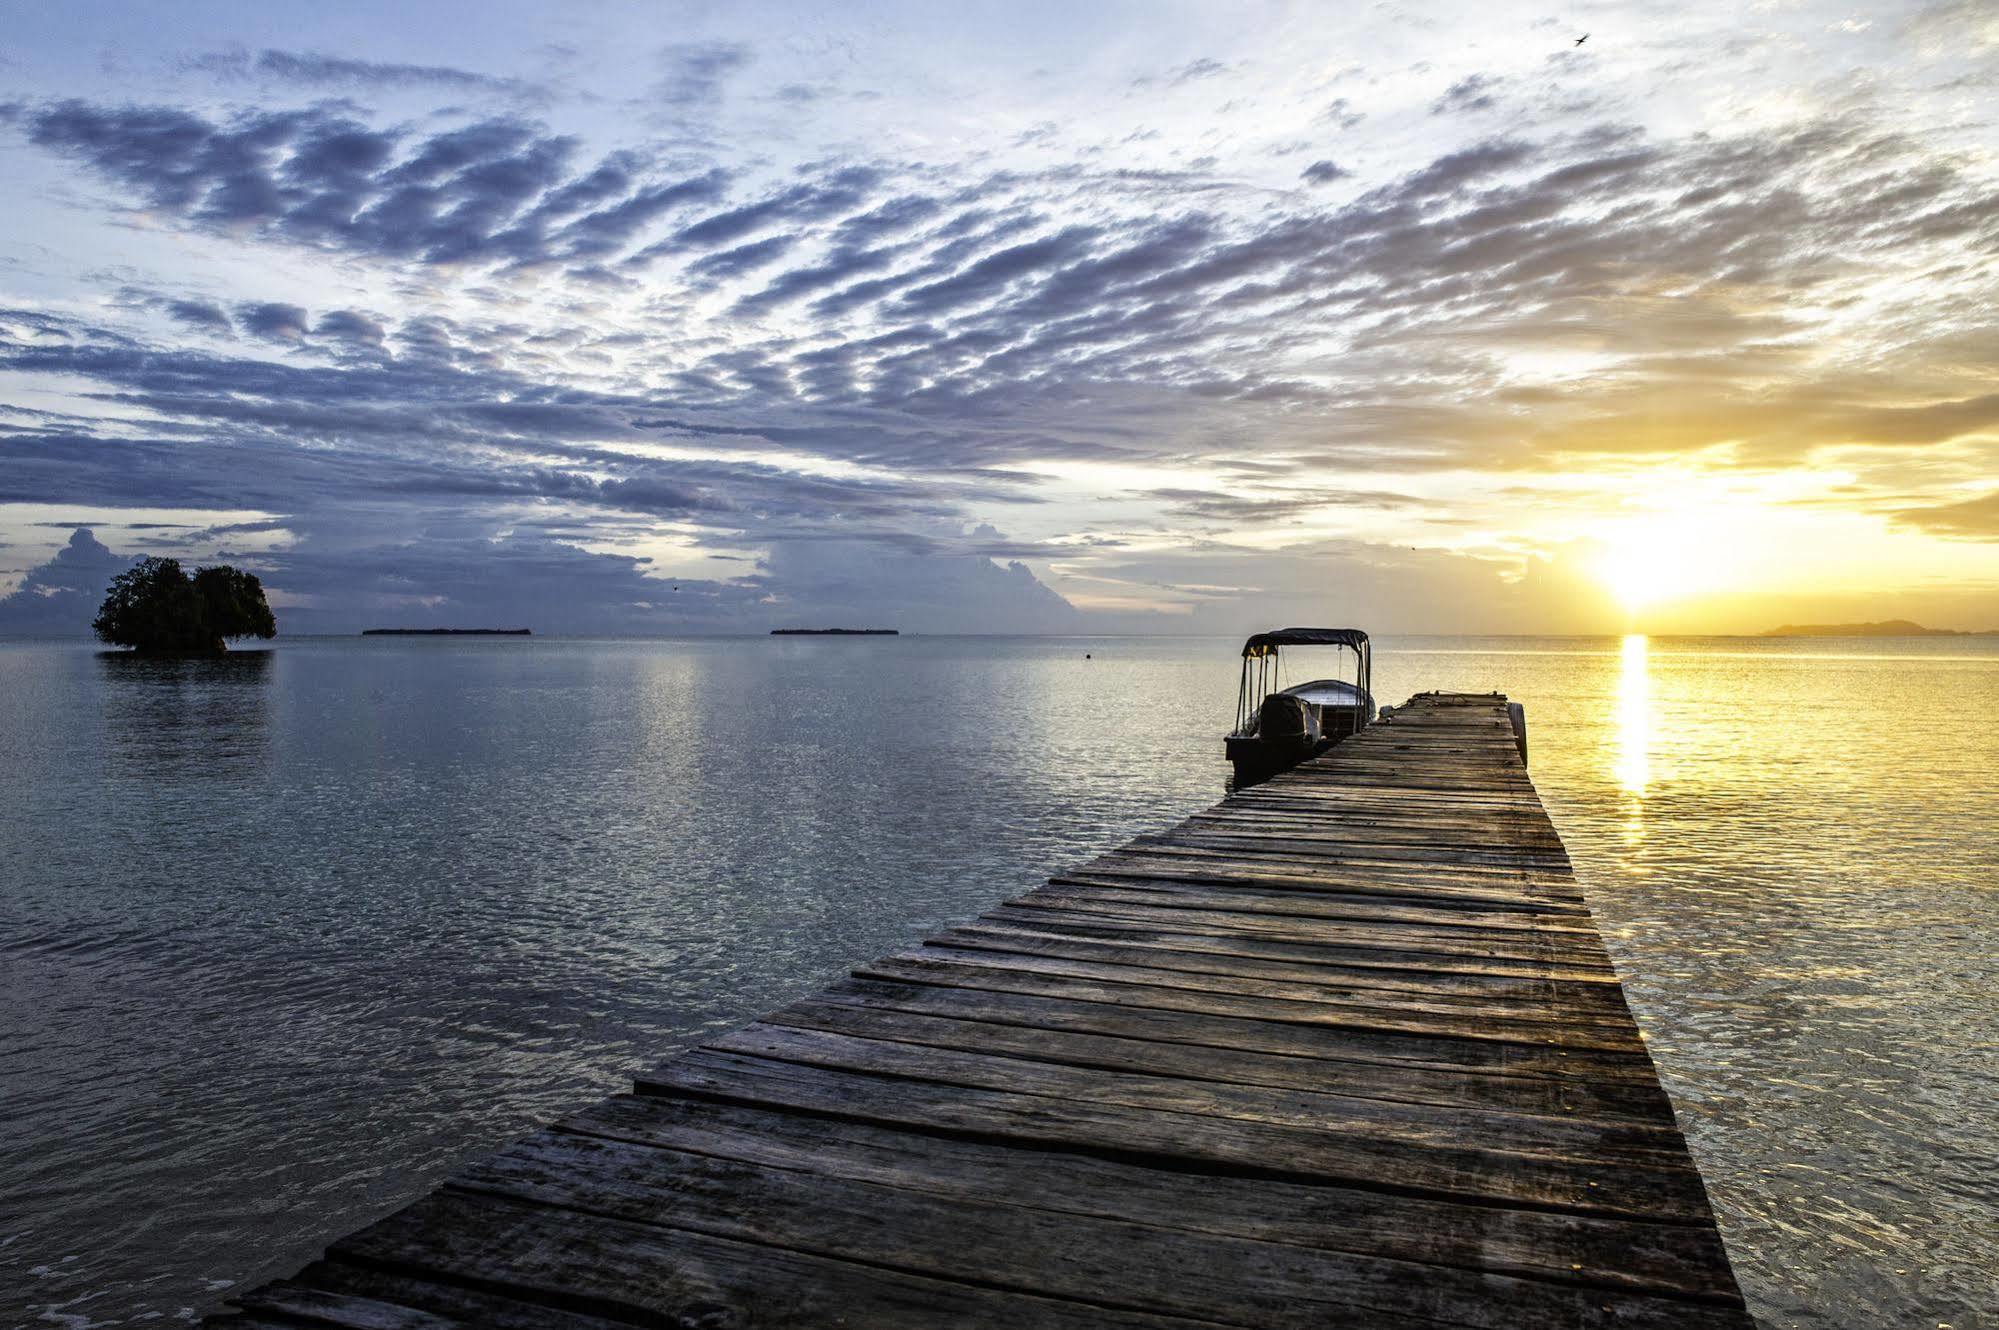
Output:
[
  {"xmin": 770, "ymin": 628, "xmax": 899, "ymax": 636},
  {"xmin": 362, "ymin": 628, "xmax": 532, "ymax": 636},
  {"xmin": 1761, "ymin": 619, "xmax": 1990, "ymax": 638}
]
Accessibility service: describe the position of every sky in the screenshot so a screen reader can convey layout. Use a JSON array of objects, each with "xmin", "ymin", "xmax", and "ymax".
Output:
[{"xmin": 2, "ymin": 0, "xmax": 1996, "ymax": 636}]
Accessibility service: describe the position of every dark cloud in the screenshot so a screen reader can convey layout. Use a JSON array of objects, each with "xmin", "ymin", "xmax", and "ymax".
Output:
[
  {"xmin": 183, "ymin": 48, "xmax": 543, "ymax": 99},
  {"xmin": 0, "ymin": 302, "xmax": 1043, "ymax": 525},
  {"xmin": 0, "ymin": 441, "xmax": 1078, "ymax": 635},
  {"xmin": 649, "ymin": 42, "xmax": 753, "ymax": 114},
  {"xmin": 686, "ymin": 233, "xmax": 798, "ymax": 281},
  {"xmin": 1074, "ymin": 533, "xmax": 1625, "ymax": 636},
  {"xmin": 1318, "ymin": 98, "xmax": 1365, "ymax": 130},
  {"xmin": 898, "ymin": 225, "xmax": 1101, "ymax": 315},
  {"xmin": 669, "ymin": 167, "xmax": 881, "ymax": 252},
  {"xmin": 1300, "ymin": 160, "xmax": 1351, "ymax": 185},
  {"xmin": 1392, "ymin": 137, "xmax": 1536, "ymax": 198},
  {"xmin": 1839, "ymin": 393, "xmax": 1999, "ymax": 447},
  {"xmin": 730, "ymin": 242, "xmax": 902, "ymax": 315},
  {"xmin": 1894, "ymin": 490, "xmax": 1999, "ymax": 539},
  {"xmin": 1432, "ymin": 73, "xmax": 1501, "ymax": 116},
  {"xmin": 26, "ymin": 100, "xmax": 270, "ymax": 212},
  {"xmin": 163, "ymin": 298, "xmax": 231, "ymax": 332},
  {"xmin": 314, "ymin": 309, "xmax": 388, "ymax": 347},
  {"xmin": 0, "ymin": 527, "xmax": 128, "ymax": 634},
  {"xmin": 236, "ymin": 301, "xmax": 309, "ymax": 342},
  {"xmin": 1168, "ymin": 58, "xmax": 1230, "ymax": 86},
  {"xmin": 1149, "ymin": 487, "xmax": 1423, "ymax": 524},
  {"xmin": 549, "ymin": 170, "xmax": 730, "ymax": 263},
  {"xmin": 756, "ymin": 538, "xmax": 1078, "ymax": 635},
  {"xmin": 265, "ymin": 530, "xmax": 728, "ymax": 634},
  {"xmin": 237, "ymin": 516, "xmax": 1084, "ymax": 636},
  {"xmin": 15, "ymin": 100, "xmax": 733, "ymax": 270}
]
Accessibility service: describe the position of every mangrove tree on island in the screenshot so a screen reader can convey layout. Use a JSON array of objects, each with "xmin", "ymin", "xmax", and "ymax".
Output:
[{"xmin": 93, "ymin": 557, "xmax": 276, "ymax": 654}]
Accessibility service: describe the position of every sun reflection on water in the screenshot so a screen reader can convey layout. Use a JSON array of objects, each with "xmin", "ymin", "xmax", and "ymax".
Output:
[{"xmin": 1614, "ymin": 634, "xmax": 1651, "ymax": 824}]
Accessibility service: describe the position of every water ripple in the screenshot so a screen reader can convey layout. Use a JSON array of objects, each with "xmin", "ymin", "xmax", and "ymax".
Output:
[{"xmin": 1, "ymin": 634, "xmax": 1994, "ymax": 1328}]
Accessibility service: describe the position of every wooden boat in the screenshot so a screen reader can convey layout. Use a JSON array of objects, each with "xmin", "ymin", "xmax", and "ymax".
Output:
[{"xmin": 1225, "ymin": 627, "xmax": 1374, "ymax": 788}]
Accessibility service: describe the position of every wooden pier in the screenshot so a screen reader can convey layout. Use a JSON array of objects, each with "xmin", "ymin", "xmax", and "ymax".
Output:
[{"xmin": 211, "ymin": 693, "xmax": 1751, "ymax": 1329}]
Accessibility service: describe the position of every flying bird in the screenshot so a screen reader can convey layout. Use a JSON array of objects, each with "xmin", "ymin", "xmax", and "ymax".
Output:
[{"xmin": 1574, "ymin": 32, "xmax": 1589, "ymax": 46}]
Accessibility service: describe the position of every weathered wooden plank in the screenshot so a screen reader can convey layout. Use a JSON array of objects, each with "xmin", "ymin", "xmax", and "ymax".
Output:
[
  {"xmin": 1130, "ymin": 834, "xmax": 1569, "ymax": 870},
  {"xmin": 1037, "ymin": 879, "xmax": 1596, "ymax": 931},
  {"xmin": 449, "ymin": 1128, "xmax": 1747, "ymax": 1330},
  {"xmin": 223, "ymin": 1286, "xmax": 462, "ymax": 1330},
  {"xmin": 766, "ymin": 998, "xmax": 1672, "ymax": 1125},
  {"xmin": 1075, "ymin": 856, "xmax": 1583, "ymax": 904},
  {"xmin": 1174, "ymin": 817, "xmax": 1569, "ymax": 849},
  {"xmin": 956, "ymin": 914, "xmax": 1625, "ymax": 981},
  {"xmin": 810, "ymin": 976, "xmax": 1674, "ymax": 1100},
  {"xmin": 564, "ymin": 1094, "xmax": 1740, "ymax": 1300},
  {"xmin": 640, "ymin": 1050, "xmax": 1715, "ymax": 1221},
  {"xmin": 925, "ymin": 928, "xmax": 1640, "ymax": 1016},
  {"xmin": 981, "ymin": 899, "xmax": 1620, "ymax": 967},
  {"xmin": 703, "ymin": 1022, "xmax": 1691, "ymax": 1165},
  {"xmin": 1104, "ymin": 832, "xmax": 1568, "ymax": 857},
  {"xmin": 855, "ymin": 954, "xmax": 1647, "ymax": 1053},
  {"xmin": 1091, "ymin": 841, "xmax": 1581, "ymax": 881},
  {"xmin": 328, "ymin": 1188, "xmax": 1239, "ymax": 1330},
  {"xmin": 1186, "ymin": 795, "xmax": 1554, "ymax": 817},
  {"xmin": 1175, "ymin": 815, "xmax": 1571, "ymax": 849},
  {"xmin": 1183, "ymin": 786, "xmax": 1548, "ymax": 808},
  {"xmin": 229, "ymin": 1275, "xmax": 629, "ymax": 1329},
  {"xmin": 893, "ymin": 943, "xmax": 1642, "ymax": 1032},
  {"xmin": 1092, "ymin": 848, "xmax": 1586, "ymax": 903}
]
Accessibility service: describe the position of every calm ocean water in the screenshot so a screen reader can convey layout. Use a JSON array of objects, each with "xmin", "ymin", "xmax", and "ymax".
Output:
[{"xmin": 1, "ymin": 633, "xmax": 1994, "ymax": 1328}]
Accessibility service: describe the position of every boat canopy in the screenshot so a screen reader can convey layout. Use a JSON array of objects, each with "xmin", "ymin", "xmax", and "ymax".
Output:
[
  {"xmin": 1232, "ymin": 627, "xmax": 1374, "ymax": 737},
  {"xmin": 1241, "ymin": 627, "xmax": 1369, "ymax": 658}
]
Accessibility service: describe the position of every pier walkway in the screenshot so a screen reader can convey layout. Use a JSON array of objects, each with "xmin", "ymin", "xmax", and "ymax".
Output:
[{"xmin": 212, "ymin": 693, "xmax": 1751, "ymax": 1329}]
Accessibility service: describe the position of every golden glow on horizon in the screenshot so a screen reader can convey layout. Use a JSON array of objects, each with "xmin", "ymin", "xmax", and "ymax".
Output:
[
  {"xmin": 996, "ymin": 455, "xmax": 1999, "ymax": 630},
  {"xmin": 1544, "ymin": 461, "xmax": 1999, "ymax": 629}
]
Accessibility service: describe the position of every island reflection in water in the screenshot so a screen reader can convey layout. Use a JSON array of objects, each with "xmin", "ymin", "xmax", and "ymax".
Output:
[{"xmin": 95, "ymin": 650, "xmax": 273, "ymax": 780}]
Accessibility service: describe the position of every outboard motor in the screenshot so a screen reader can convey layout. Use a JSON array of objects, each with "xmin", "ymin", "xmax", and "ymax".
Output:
[{"xmin": 1257, "ymin": 692, "xmax": 1321, "ymax": 749}]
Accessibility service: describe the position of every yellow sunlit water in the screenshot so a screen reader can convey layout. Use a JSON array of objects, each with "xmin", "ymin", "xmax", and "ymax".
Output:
[{"xmin": 1614, "ymin": 633, "xmax": 1651, "ymax": 801}]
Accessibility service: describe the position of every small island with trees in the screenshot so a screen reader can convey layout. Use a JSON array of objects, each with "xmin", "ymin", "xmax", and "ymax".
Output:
[{"xmin": 93, "ymin": 557, "xmax": 276, "ymax": 655}]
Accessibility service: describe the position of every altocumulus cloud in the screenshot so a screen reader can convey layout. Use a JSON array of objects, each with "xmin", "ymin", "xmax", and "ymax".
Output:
[
  {"xmin": 19, "ymin": 101, "xmax": 731, "ymax": 270},
  {"xmin": 6, "ymin": 6, "xmax": 1999, "ymax": 633},
  {"xmin": 14, "ymin": 104, "xmax": 1999, "ymax": 464}
]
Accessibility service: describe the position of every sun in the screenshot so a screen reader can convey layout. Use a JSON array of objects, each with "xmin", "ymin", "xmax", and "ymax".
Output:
[
  {"xmin": 1596, "ymin": 534, "xmax": 1694, "ymax": 610},
  {"xmin": 1590, "ymin": 510, "xmax": 1738, "ymax": 612}
]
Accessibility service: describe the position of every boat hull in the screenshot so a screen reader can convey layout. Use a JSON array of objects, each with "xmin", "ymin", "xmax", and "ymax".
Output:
[
  {"xmin": 1227, "ymin": 681, "xmax": 1373, "ymax": 789},
  {"xmin": 1226, "ymin": 732, "xmax": 1329, "ymax": 789}
]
